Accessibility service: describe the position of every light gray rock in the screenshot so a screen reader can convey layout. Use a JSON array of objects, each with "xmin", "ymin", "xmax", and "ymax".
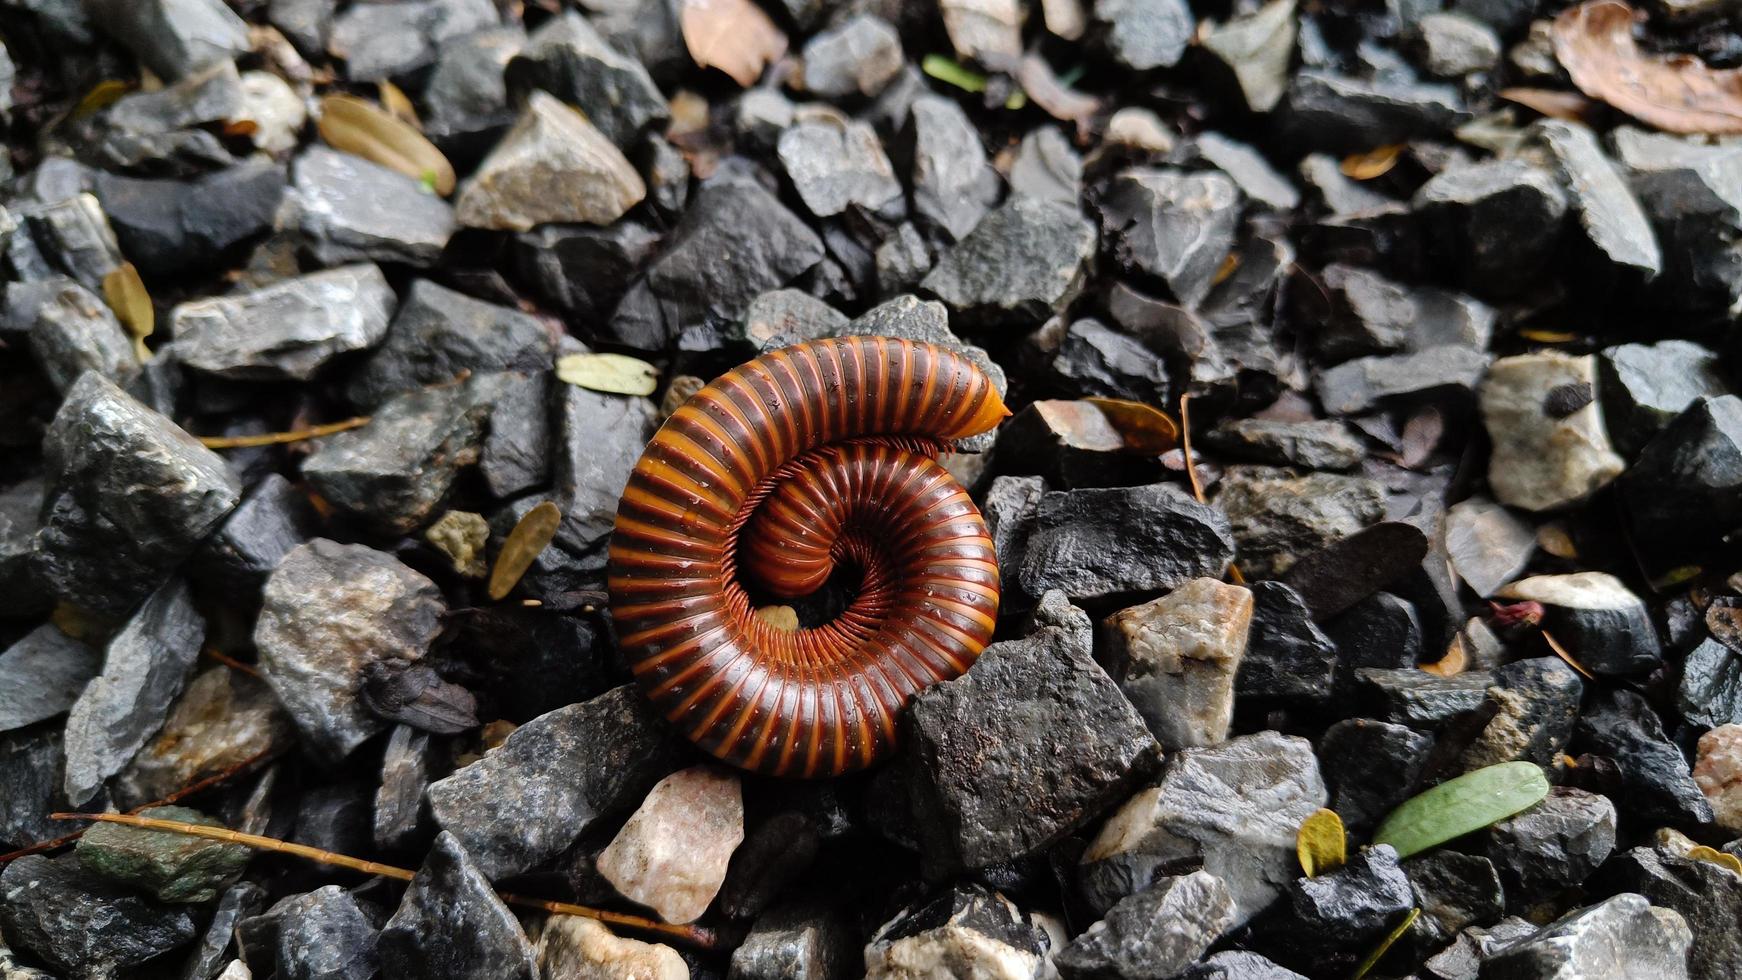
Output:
[
  {"xmin": 26, "ymin": 279, "xmax": 138, "ymax": 393},
  {"xmin": 169, "ymin": 264, "xmax": 396, "ymax": 381},
  {"xmin": 1479, "ymin": 893, "xmax": 1691, "ymax": 980},
  {"xmin": 0, "ymin": 625, "xmax": 99, "ymax": 734},
  {"xmin": 455, "ymin": 91, "xmax": 645, "ymax": 231},
  {"xmin": 1009, "ymin": 126, "xmax": 1082, "ymax": 204},
  {"xmin": 865, "ymin": 884, "xmax": 1052, "ymax": 980},
  {"xmin": 908, "ymin": 94, "xmax": 1001, "ymax": 240},
  {"xmin": 1533, "ymin": 120, "xmax": 1661, "ymax": 278},
  {"xmin": 1056, "ymin": 871, "xmax": 1235, "ymax": 980},
  {"xmin": 1100, "ymin": 168, "xmax": 1241, "ymax": 308},
  {"xmin": 1418, "ymin": 12, "xmax": 1501, "ymax": 76},
  {"xmin": 1103, "ymin": 579, "xmax": 1253, "ymax": 751},
  {"xmin": 1481, "ymin": 352, "xmax": 1625, "ymax": 512},
  {"xmin": 1445, "ymin": 497, "xmax": 1535, "ymax": 597},
  {"xmin": 1194, "ymin": 132, "xmax": 1300, "ymax": 211},
  {"xmin": 597, "ymin": 766, "xmax": 745, "ymax": 924},
  {"xmin": 1201, "ymin": 0, "xmax": 1296, "ymax": 112},
  {"xmin": 777, "ymin": 116, "xmax": 903, "ymax": 219},
  {"xmin": 290, "ymin": 147, "xmax": 457, "ymax": 268},
  {"xmin": 799, "ymin": 14, "xmax": 904, "ymax": 98},
  {"xmin": 539, "ymin": 916, "xmax": 687, "ymax": 980},
  {"xmin": 1316, "ymin": 345, "xmax": 1491, "ymax": 415},
  {"xmin": 84, "ymin": 0, "xmax": 249, "ymax": 81}
]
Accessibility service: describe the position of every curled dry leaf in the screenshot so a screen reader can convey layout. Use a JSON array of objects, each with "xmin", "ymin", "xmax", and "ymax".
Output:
[
  {"xmin": 489, "ymin": 500, "xmax": 564, "ymax": 601},
  {"xmin": 1341, "ymin": 143, "xmax": 1404, "ymax": 180},
  {"xmin": 556, "ymin": 352, "xmax": 661, "ymax": 396},
  {"xmin": 680, "ymin": 0, "xmax": 788, "ymax": 87},
  {"xmin": 1296, "ymin": 807, "xmax": 1347, "ymax": 877},
  {"xmin": 377, "ymin": 80, "xmax": 421, "ymax": 128},
  {"xmin": 1499, "ymin": 87, "xmax": 1597, "ymax": 121},
  {"xmin": 1553, "ymin": 0, "xmax": 1742, "ymax": 135},
  {"xmin": 1086, "ymin": 397, "xmax": 1182, "ymax": 454},
  {"xmin": 101, "ymin": 262, "xmax": 153, "ymax": 362},
  {"xmin": 317, "ymin": 94, "xmax": 456, "ymax": 195},
  {"xmin": 1687, "ymin": 844, "xmax": 1742, "ymax": 875}
]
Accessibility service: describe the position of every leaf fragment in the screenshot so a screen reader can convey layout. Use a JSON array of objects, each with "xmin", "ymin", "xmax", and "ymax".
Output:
[
  {"xmin": 1499, "ymin": 87, "xmax": 1596, "ymax": 121},
  {"xmin": 923, "ymin": 54, "xmax": 989, "ymax": 93},
  {"xmin": 680, "ymin": 0, "xmax": 788, "ymax": 87},
  {"xmin": 556, "ymin": 353, "xmax": 660, "ymax": 396},
  {"xmin": 71, "ymin": 79, "xmax": 132, "ymax": 120},
  {"xmin": 754, "ymin": 605, "xmax": 799, "ymax": 630},
  {"xmin": 489, "ymin": 501, "xmax": 563, "ymax": 601},
  {"xmin": 1372, "ymin": 761, "xmax": 1551, "ymax": 860},
  {"xmin": 1086, "ymin": 398, "xmax": 1181, "ymax": 454},
  {"xmin": 101, "ymin": 262, "xmax": 154, "ymax": 362},
  {"xmin": 377, "ymin": 80, "xmax": 421, "ymax": 128},
  {"xmin": 1688, "ymin": 845, "xmax": 1742, "ymax": 875},
  {"xmin": 1350, "ymin": 908, "xmax": 1420, "ymax": 980},
  {"xmin": 1553, "ymin": 0, "xmax": 1742, "ymax": 135},
  {"xmin": 317, "ymin": 94, "xmax": 456, "ymax": 195},
  {"xmin": 1340, "ymin": 143, "xmax": 1404, "ymax": 180},
  {"xmin": 1297, "ymin": 808, "xmax": 1347, "ymax": 878}
]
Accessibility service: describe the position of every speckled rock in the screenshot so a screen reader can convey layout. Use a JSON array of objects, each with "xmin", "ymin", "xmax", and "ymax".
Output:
[
  {"xmin": 538, "ymin": 916, "xmax": 687, "ymax": 980},
  {"xmin": 456, "ymin": 91, "xmax": 645, "ymax": 231},
  {"xmin": 597, "ymin": 767, "xmax": 745, "ymax": 924}
]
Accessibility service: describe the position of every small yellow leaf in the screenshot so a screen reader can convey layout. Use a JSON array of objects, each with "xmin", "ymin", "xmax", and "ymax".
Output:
[
  {"xmin": 754, "ymin": 605, "xmax": 799, "ymax": 630},
  {"xmin": 556, "ymin": 353, "xmax": 660, "ymax": 396},
  {"xmin": 378, "ymin": 80, "xmax": 421, "ymax": 128},
  {"xmin": 1518, "ymin": 328, "xmax": 1579, "ymax": 344},
  {"xmin": 1211, "ymin": 252, "xmax": 1242, "ymax": 286},
  {"xmin": 1297, "ymin": 807, "xmax": 1346, "ymax": 877},
  {"xmin": 101, "ymin": 262, "xmax": 154, "ymax": 362},
  {"xmin": 1340, "ymin": 143, "xmax": 1404, "ymax": 180},
  {"xmin": 72, "ymin": 79, "xmax": 132, "ymax": 120},
  {"xmin": 1688, "ymin": 845, "xmax": 1742, "ymax": 876},
  {"xmin": 317, "ymin": 94, "xmax": 456, "ymax": 195},
  {"xmin": 488, "ymin": 501, "xmax": 563, "ymax": 601}
]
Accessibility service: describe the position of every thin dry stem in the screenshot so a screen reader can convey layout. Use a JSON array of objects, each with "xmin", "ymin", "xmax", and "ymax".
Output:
[
  {"xmin": 1540, "ymin": 629, "xmax": 1597, "ymax": 681},
  {"xmin": 200, "ymin": 416, "xmax": 370, "ymax": 449}
]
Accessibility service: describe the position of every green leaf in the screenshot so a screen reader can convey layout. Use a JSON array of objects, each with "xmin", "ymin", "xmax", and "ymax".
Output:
[
  {"xmin": 1372, "ymin": 762, "xmax": 1550, "ymax": 860},
  {"xmin": 922, "ymin": 54, "xmax": 987, "ymax": 93},
  {"xmin": 555, "ymin": 353, "xmax": 660, "ymax": 396}
]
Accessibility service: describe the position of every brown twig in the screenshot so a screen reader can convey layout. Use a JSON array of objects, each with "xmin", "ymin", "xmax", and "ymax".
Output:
[
  {"xmin": 203, "ymin": 647, "xmax": 261, "ymax": 678},
  {"xmin": 49, "ymin": 812, "xmax": 722, "ymax": 949},
  {"xmin": 1179, "ymin": 393, "xmax": 1205, "ymax": 504},
  {"xmin": 199, "ymin": 417, "xmax": 370, "ymax": 449},
  {"xmin": 1540, "ymin": 629, "xmax": 1597, "ymax": 681},
  {"xmin": 0, "ymin": 747, "xmax": 276, "ymax": 865}
]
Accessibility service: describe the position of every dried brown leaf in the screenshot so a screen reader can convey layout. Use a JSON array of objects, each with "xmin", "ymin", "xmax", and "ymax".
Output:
[
  {"xmin": 489, "ymin": 500, "xmax": 563, "ymax": 601},
  {"xmin": 101, "ymin": 262, "xmax": 153, "ymax": 362},
  {"xmin": 1086, "ymin": 397, "xmax": 1181, "ymax": 455},
  {"xmin": 1340, "ymin": 143, "xmax": 1404, "ymax": 180},
  {"xmin": 680, "ymin": 0, "xmax": 788, "ymax": 87},
  {"xmin": 1499, "ymin": 87, "xmax": 1597, "ymax": 121},
  {"xmin": 317, "ymin": 94, "xmax": 456, "ymax": 195},
  {"xmin": 378, "ymin": 80, "xmax": 421, "ymax": 128},
  {"xmin": 1553, "ymin": 0, "xmax": 1742, "ymax": 135}
]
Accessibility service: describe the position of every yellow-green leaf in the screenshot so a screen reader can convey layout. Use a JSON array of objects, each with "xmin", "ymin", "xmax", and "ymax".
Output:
[
  {"xmin": 101, "ymin": 262, "xmax": 154, "ymax": 362},
  {"xmin": 1688, "ymin": 845, "xmax": 1742, "ymax": 876},
  {"xmin": 488, "ymin": 501, "xmax": 563, "ymax": 601},
  {"xmin": 1350, "ymin": 908, "xmax": 1420, "ymax": 980},
  {"xmin": 754, "ymin": 605, "xmax": 799, "ymax": 630},
  {"xmin": 556, "ymin": 353, "xmax": 660, "ymax": 396},
  {"xmin": 71, "ymin": 79, "xmax": 132, "ymax": 120},
  {"xmin": 317, "ymin": 94, "xmax": 456, "ymax": 195},
  {"xmin": 1373, "ymin": 762, "xmax": 1550, "ymax": 860},
  {"xmin": 922, "ymin": 54, "xmax": 988, "ymax": 93},
  {"xmin": 1297, "ymin": 808, "xmax": 1346, "ymax": 877}
]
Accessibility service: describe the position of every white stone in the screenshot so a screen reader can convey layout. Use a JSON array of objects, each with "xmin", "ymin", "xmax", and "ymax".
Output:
[
  {"xmin": 1445, "ymin": 496, "xmax": 1536, "ymax": 597},
  {"xmin": 535, "ymin": 915, "xmax": 687, "ymax": 980},
  {"xmin": 456, "ymin": 91, "xmax": 645, "ymax": 231},
  {"xmin": 237, "ymin": 70, "xmax": 306, "ymax": 156},
  {"xmin": 1495, "ymin": 570, "xmax": 1637, "ymax": 610},
  {"xmin": 597, "ymin": 766, "xmax": 744, "ymax": 924},
  {"xmin": 1480, "ymin": 352, "xmax": 1624, "ymax": 512}
]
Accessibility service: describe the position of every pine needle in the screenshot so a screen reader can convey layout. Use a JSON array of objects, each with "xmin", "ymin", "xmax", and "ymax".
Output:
[{"xmin": 200, "ymin": 417, "xmax": 370, "ymax": 449}]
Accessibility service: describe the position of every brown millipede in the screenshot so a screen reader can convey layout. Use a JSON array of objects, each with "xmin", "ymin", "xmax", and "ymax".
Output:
[{"xmin": 608, "ymin": 337, "xmax": 1009, "ymax": 777}]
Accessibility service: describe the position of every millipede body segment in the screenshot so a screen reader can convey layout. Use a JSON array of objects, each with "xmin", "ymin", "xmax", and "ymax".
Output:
[{"xmin": 608, "ymin": 337, "xmax": 1009, "ymax": 777}]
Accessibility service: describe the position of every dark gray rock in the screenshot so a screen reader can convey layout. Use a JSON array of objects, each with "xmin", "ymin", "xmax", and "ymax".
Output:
[
  {"xmin": 921, "ymin": 196, "xmax": 1095, "ymax": 327},
  {"xmin": 1315, "ymin": 345, "xmax": 1492, "ymax": 415},
  {"xmin": 1680, "ymin": 638, "xmax": 1742, "ymax": 728},
  {"xmin": 0, "ymin": 853, "xmax": 197, "ymax": 977},
  {"xmin": 1214, "ymin": 466, "xmax": 1385, "ymax": 579},
  {"xmin": 1238, "ymin": 581, "xmax": 1339, "ymax": 702},
  {"xmin": 12, "ymin": 193, "xmax": 123, "ymax": 289},
  {"xmin": 898, "ymin": 592, "xmax": 1161, "ymax": 872},
  {"xmin": 515, "ymin": 220, "xmax": 658, "ymax": 323},
  {"xmin": 1414, "ymin": 159, "xmax": 1569, "ymax": 297},
  {"xmin": 506, "ymin": 12, "xmax": 666, "ymax": 150},
  {"xmin": 289, "ymin": 148, "xmax": 456, "ymax": 268},
  {"xmin": 1480, "ymin": 893, "xmax": 1691, "ymax": 980},
  {"xmin": 27, "ymin": 282, "xmax": 138, "ymax": 394},
  {"xmin": 729, "ymin": 904, "xmax": 854, "ymax": 980},
  {"xmin": 1193, "ymin": 132, "xmax": 1300, "ymax": 211},
  {"xmin": 75, "ymin": 804, "xmax": 249, "ymax": 904},
  {"xmin": 346, "ymin": 281, "xmax": 551, "ymax": 410},
  {"xmin": 1279, "ymin": 520, "xmax": 1433, "ymax": 622},
  {"xmin": 1487, "ymin": 787, "xmax": 1616, "ymax": 903},
  {"xmin": 1621, "ymin": 138, "xmax": 1742, "ymax": 312},
  {"xmin": 303, "ymin": 378, "xmax": 494, "ymax": 533},
  {"xmin": 179, "ymin": 882, "xmax": 265, "ymax": 980},
  {"xmin": 1056, "ymin": 871, "xmax": 1235, "ymax": 980},
  {"xmin": 192, "ymin": 473, "xmax": 316, "ymax": 600},
  {"xmin": 0, "ymin": 624, "xmax": 98, "ymax": 734},
  {"xmin": 876, "ymin": 222, "xmax": 932, "ymax": 295},
  {"xmin": 93, "ymin": 161, "xmax": 285, "ymax": 279},
  {"xmin": 1019, "ymin": 483, "xmax": 1237, "ymax": 603},
  {"xmin": 327, "ymin": 0, "xmax": 497, "ymax": 81},
  {"xmin": 1423, "ymin": 917, "xmax": 1537, "ymax": 980},
  {"xmin": 478, "ymin": 371, "xmax": 552, "ymax": 500},
  {"xmin": 1494, "ymin": 573, "xmax": 1659, "ymax": 676},
  {"xmin": 1178, "ymin": 952, "xmax": 1308, "ymax": 980},
  {"xmin": 374, "ymin": 725, "xmax": 436, "ymax": 852},
  {"xmin": 1618, "ymin": 396, "xmax": 1742, "ymax": 579},
  {"xmin": 422, "ymin": 27, "xmax": 525, "ymax": 147},
  {"xmin": 864, "ymin": 884, "xmax": 1052, "ymax": 979},
  {"xmin": 1605, "ymin": 844, "xmax": 1742, "ymax": 980},
  {"xmin": 75, "ymin": 59, "xmax": 239, "ymax": 174},
  {"xmin": 32, "ymin": 373, "xmax": 239, "ymax": 618},
  {"xmin": 1577, "ymin": 689, "xmax": 1713, "ymax": 825},
  {"xmin": 1359, "ymin": 668, "xmax": 1494, "ymax": 731},
  {"xmin": 238, "ymin": 885, "xmax": 381, "ymax": 980},
  {"xmin": 906, "ymin": 94, "xmax": 1001, "ymax": 241},
  {"xmin": 1312, "ymin": 263, "xmax": 1495, "ymax": 363},
  {"xmin": 1079, "ymin": 731, "xmax": 1327, "ymax": 926},
  {"xmin": 735, "ymin": 288, "xmax": 849, "ymax": 351},
  {"xmin": 777, "ymin": 116, "xmax": 904, "ymax": 219},
  {"xmin": 1461, "ymin": 658, "xmax": 1584, "ymax": 770},
  {"xmin": 0, "ymin": 727, "xmax": 68, "ymax": 849},
  {"xmin": 1326, "ymin": 592, "xmax": 1422, "ymax": 676},
  {"xmin": 378, "ymin": 832, "xmax": 537, "ymax": 979},
  {"xmin": 63, "ymin": 577, "xmax": 204, "ymax": 806},
  {"xmin": 1009, "ymin": 126, "xmax": 1082, "ymax": 205},
  {"xmin": 1405, "ymin": 851, "xmax": 1505, "ymax": 950},
  {"xmin": 1100, "ymin": 168, "xmax": 1240, "ymax": 308},
  {"xmin": 255, "ymin": 540, "xmax": 445, "ymax": 759},
  {"xmin": 1599, "ymin": 340, "xmax": 1728, "ymax": 459},
  {"xmin": 84, "ymin": 0, "xmax": 248, "ymax": 81},
  {"xmin": 1281, "ymin": 70, "xmax": 1468, "ymax": 154},
  {"xmin": 612, "ymin": 176, "xmax": 824, "ymax": 350},
  {"xmin": 1319, "ymin": 718, "xmax": 1434, "ymax": 831},
  {"xmin": 425, "ymin": 686, "xmax": 684, "ymax": 879},
  {"xmin": 1252, "ymin": 845, "xmax": 1415, "ymax": 975},
  {"xmin": 983, "ymin": 475, "xmax": 1044, "ymax": 603},
  {"xmin": 0, "ymin": 478, "xmax": 49, "ymax": 619},
  {"xmin": 1095, "ymin": 0, "xmax": 1193, "ymax": 69},
  {"xmin": 1049, "ymin": 318, "xmax": 1167, "ymax": 402},
  {"xmin": 799, "ymin": 13, "xmax": 904, "ymax": 98},
  {"xmin": 995, "ymin": 399, "xmax": 1167, "ymax": 488},
  {"xmin": 169, "ymin": 264, "xmax": 396, "ymax": 382},
  {"xmin": 268, "ymin": 0, "xmax": 334, "ymax": 54}
]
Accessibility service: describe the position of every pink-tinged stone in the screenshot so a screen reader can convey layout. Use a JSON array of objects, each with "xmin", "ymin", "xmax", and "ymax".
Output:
[
  {"xmin": 1694, "ymin": 723, "xmax": 1742, "ymax": 832},
  {"xmin": 596, "ymin": 766, "xmax": 744, "ymax": 923}
]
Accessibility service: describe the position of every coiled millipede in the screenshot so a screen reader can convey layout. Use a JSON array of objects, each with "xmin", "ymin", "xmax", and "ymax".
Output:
[{"xmin": 608, "ymin": 337, "xmax": 1009, "ymax": 777}]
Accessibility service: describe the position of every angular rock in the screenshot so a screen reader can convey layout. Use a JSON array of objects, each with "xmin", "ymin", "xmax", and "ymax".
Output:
[
  {"xmin": 289, "ymin": 148, "xmax": 456, "ymax": 268},
  {"xmin": 1095, "ymin": 0, "xmax": 1193, "ymax": 70},
  {"xmin": 1312, "ymin": 263, "xmax": 1494, "ymax": 363},
  {"xmin": 906, "ymin": 94, "xmax": 1001, "ymax": 241},
  {"xmin": 0, "ymin": 478, "xmax": 48, "ymax": 618},
  {"xmin": 1251, "ymin": 845, "xmax": 1415, "ymax": 974},
  {"xmin": 346, "ymin": 281, "xmax": 551, "ymax": 410},
  {"xmin": 799, "ymin": 14, "xmax": 903, "ymax": 99},
  {"xmin": 1048, "ymin": 318, "xmax": 1167, "ymax": 402},
  {"xmin": 378, "ymin": 832, "xmax": 537, "ymax": 979},
  {"xmin": 1494, "ymin": 573, "xmax": 1660, "ymax": 676},
  {"xmin": 864, "ymin": 884, "xmax": 1051, "ymax": 980},
  {"xmin": 1359, "ymin": 668, "xmax": 1493, "ymax": 731},
  {"xmin": 1080, "ymin": 731, "xmax": 1327, "ymax": 925},
  {"xmin": 1316, "ymin": 345, "xmax": 1491, "ymax": 415},
  {"xmin": 0, "ymin": 726, "xmax": 68, "ymax": 850},
  {"xmin": 1599, "ymin": 340, "xmax": 1728, "ymax": 459},
  {"xmin": 1618, "ymin": 396, "xmax": 1742, "ymax": 578},
  {"xmin": 1460, "ymin": 658, "xmax": 1584, "ymax": 770},
  {"xmin": 777, "ymin": 116, "xmax": 903, "ymax": 219},
  {"xmin": 1319, "ymin": 718, "xmax": 1434, "ymax": 831},
  {"xmin": 422, "ymin": 27, "xmax": 525, "ymax": 147},
  {"xmin": 1103, "ymin": 578, "xmax": 1253, "ymax": 751},
  {"xmin": 1238, "ymin": 581, "xmax": 1339, "ymax": 702},
  {"xmin": 32, "ymin": 372, "xmax": 240, "ymax": 617},
  {"xmin": 611, "ymin": 176, "xmax": 824, "ymax": 350},
  {"xmin": 1101, "ymin": 168, "xmax": 1240, "ymax": 308},
  {"xmin": 182, "ymin": 883, "xmax": 266, "ymax": 980},
  {"xmin": 169, "ymin": 264, "xmax": 396, "ymax": 382},
  {"xmin": 1326, "ymin": 592, "xmax": 1422, "ymax": 677},
  {"xmin": 995, "ymin": 399, "xmax": 1166, "ymax": 488},
  {"xmin": 191, "ymin": 472, "xmax": 317, "ymax": 601},
  {"xmin": 85, "ymin": 0, "xmax": 249, "ymax": 81},
  {"xmin": 1481, "ymin": 352, "xmax": 1625, "ymax": 513},
  {"xmin": 1056, "ymin": 871, "xmax": 1235, "ymax": 980},
  {"xmin": 1486, "ymin": 787, "xmax": 1616, "ymax": 903},
  {"xmin": 1605, "ymin": 844, "xmax": 1742, "ymax": 980},
  {"xmin": 115, "ymin": 665, "xmax": 292, "ymax": 809},
  {"xmin": 1201, "ymin": 0, "xmax": 1297, "ymax": 113},
  {"xmin": 1414, "ymin": 159, "xmax": 1569, "ymax": 296},
  {"xmin": 1681, "ymin": 638, "xmax": 1742, "ymax": 729},
  {"xmin": 1193, "ymin": 132, "xmax": 1300, "ymax": 211},
  {"xmin": 456, "ymin": 91, "xmax": 645, "ymax": 232},
  {"xmin": 426, "ymin": 686, "xmax": 684, "ymax": 879},
  {"xmin": 1694, "ymin": 723, "xmax": 1742, "ymax": 831},
  {"xmin": 327, "ymin": 0, "xmax": 497, "ymax": 81},
  {"xmin": 921, "ymin": 196, "xmax": 1095, "ymax": 327},
  {"xmin": 506, "ymin": 12, "xmax": 666, "ymax": 150},
  {"xmin": 76, "ymin": 805, "xmax": 249, "ymax": 904},
  {"xmin": 597, "ymin": 766, "xmax": 744, "ymax": 924},
  {"xmin": 63, "ymin": 578, "xmax": 204, "ymax": 805},
  {"xmin": 1010, "ymin": 126, "xmax": 1083, "ymax": 204},
  {"xmin": 1019, "ymin": 483, "xmax": 1237, "ymax": 603},
  {"xmin": 539, "ymin": 915, "xmax": 687, "ymax": 980},
  {"xmin": 1278, "ymin": 521, "xmax": 1432, "ymax": 621},
  {"xmin": 515, "ymin": 220, "xmax": 658, "ymax": 323},
  {"xmin": 728, "ymin": 905, "xmax": 852, "ymax": 980},
  {"xmin": 1405, "ymin": 850, "xmax": 1505, "ymax": 950},
  {"xmin": 0, "ymin": 624, "xmax": 98, "ymax": 734},
  {"xmin": 1281, "ymin": 70, "xmax": 1467, "ymax": 154},
  {"xmin": 1214, "ymin": 466, "xmax": 1385, "ymax": 579},
  {"xmin": 238, "ymin": 885, "xmax": 381, "ymax": 980},
  {"xmin": 939, "ymin": 0, "xmax": 1021, "ymax": 61},
  {"xmin": 1480, "ymin": 893, "xmax": 1691, "ymax": 980},
  {"xmin": 1445, "ymin": 497, "xmax": 1535, "ymax": 597},
  {"xmin": 302, "ymin": 379, "xmax": 493, "ymax": 533},
  {"xmin": 92, "ymin": 161, "xmax": 285, "ymax": 279},
  {"xmin": 254, "ymin": 540, "xmax": 444, "ymax": 759},
  {"xmin": 1577, "ymin": 689, "xmax": 1713, "ymax": 825},
  {"xmin": 1179, "ymin": 951, "xmax": 1308, "ymax": 980},
  {"xmin": 0, "ymin": 853, "xmax": 197, "ymax": 977},
  {"xmin": 1532, "ymin": 120, "xmax": 1661, "ymax": 278}
]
